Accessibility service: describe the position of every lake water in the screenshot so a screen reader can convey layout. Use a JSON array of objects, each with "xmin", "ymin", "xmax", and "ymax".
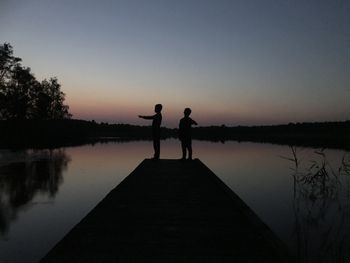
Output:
[{"xmin": 0, "ymin": 139, "xmax": 349, "ymax": 262}]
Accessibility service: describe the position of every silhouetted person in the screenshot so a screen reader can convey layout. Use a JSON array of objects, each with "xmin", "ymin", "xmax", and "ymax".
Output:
[
  {"xmin": 179, "ymin": 108, "xmax": 197, "ymax": 160},
  {"xmin": 138, "ymin": 104, "xmax": 163, "ymax": 160}
]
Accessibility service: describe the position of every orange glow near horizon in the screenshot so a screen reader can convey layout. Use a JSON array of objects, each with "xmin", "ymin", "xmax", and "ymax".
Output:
[{"xmin": 69, "ymin": 100, "xmax": 329, "ymax": 127}]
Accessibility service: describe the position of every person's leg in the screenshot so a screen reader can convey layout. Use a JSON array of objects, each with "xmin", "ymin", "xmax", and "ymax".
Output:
[
  {"xmin": 153, "ymin": 138, "xmax": 160, "ymax": 159},
  {"xmin": 181, "ymin": 140, "xmax": 186, "ymax": 159},
  {"xmin": 187, "ymin": 140, "xmax": 192, "ymax": 160}
]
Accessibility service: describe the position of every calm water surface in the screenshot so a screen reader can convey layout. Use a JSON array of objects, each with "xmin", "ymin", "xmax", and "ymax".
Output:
[{"xmin": 0, "ymin": 139, "xmax": 349, "ymax": 262}]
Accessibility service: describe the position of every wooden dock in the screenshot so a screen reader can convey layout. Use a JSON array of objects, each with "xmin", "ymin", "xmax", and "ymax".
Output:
[{"xmin": 41, "ymin": 159, "xmax": 289, "ymax": 262}]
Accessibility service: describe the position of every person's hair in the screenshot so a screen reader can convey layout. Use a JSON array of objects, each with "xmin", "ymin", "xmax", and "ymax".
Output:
[
  {"xmin": 184, "ymin": 108, "xmax": 191, "ymax": 116},
  {"xmin": 155, "ymin": 104, "xmax": 162, "ymax": 113}
]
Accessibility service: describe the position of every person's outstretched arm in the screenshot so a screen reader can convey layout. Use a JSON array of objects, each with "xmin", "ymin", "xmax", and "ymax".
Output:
[
  {"xmin": 192, "ymin": 119, "xmax": 198, "ymax": 125},
  {"xmin": 138, "ymin": 115, "xmax": 155, "ymax": 120}
]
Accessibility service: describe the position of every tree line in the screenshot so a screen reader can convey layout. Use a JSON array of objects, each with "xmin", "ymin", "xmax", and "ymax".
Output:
[{"xmin": 0, "ymin": 43, "xmax": 71, "ymax": 120}]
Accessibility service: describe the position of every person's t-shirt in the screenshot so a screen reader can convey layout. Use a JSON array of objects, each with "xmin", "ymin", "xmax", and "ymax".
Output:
[
  {"xmin": 152, "ymin": 113, "xmax": 162, "ymax": 136},
  {"xmin": 179, "ymin": 117, "xmax": 195, "ymax": 140}
]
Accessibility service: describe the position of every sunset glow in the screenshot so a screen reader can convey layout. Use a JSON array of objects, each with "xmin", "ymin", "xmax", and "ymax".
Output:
[{"xmin": 1, "ymin": 0, "xmax": 349, "ymax": 127}]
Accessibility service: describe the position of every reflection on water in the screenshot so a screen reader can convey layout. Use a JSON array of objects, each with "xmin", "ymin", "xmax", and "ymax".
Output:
[
  {"xmin": 0, "ymin": 140, "xmax": 349, "ymax": 263},
  {"xmin": 0, "ymin": 149, "xmax": 70, "ymax": 234},
  {"xmin": 282, "ymin": 147, "xmax": 350, "ymax": 262}
]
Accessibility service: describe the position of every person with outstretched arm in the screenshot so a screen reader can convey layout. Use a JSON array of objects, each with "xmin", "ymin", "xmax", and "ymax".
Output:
[
  {"xmin": 138, "ymin": 104, "xmax": 163, "ymax": 160},
  {"xmin": 179, "ymin": 108, "xmax": 197, "ymax": 160}
]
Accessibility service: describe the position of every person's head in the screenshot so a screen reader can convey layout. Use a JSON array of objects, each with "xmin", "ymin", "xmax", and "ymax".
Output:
[
  {"xmin": 184, "ymin": 108, "xmax": 191, "ymax": 117},
  {"xmin": 154, "ymin": 104, "xmax": 162, "ymax": 113}
]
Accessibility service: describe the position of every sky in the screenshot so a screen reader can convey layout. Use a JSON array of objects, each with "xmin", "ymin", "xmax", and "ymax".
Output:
[{"xmin": 1, "ymin": 0, "xmax": 349, "ymax": 127}]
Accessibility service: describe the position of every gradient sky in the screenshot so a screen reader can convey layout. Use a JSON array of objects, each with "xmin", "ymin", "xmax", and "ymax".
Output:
[{"xmin": 1, "ymin": 0, "xmax": 349, "ymax": 127}]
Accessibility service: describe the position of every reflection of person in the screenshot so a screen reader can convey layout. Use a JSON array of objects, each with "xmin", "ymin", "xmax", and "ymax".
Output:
[
  {"xmin": 138, "ymin": 104, "xmax": 163, "ymax": 160},
  {"xmin": 179, "ymin": 108, "xmax": 197, "ymax": 160}
]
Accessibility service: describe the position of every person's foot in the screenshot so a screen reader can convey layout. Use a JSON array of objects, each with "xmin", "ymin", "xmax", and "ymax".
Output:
[
  {"xmin": 187, "ymin": 157, "xmax": 193, "ymax": 161},
  {"xmin": 180, "ymin": 157, "xmax": 186, "ymax": 161}
]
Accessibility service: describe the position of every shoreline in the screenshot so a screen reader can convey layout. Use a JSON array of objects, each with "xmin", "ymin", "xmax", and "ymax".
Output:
[{"xmin": 0, "ymin": 119, "xmax": 349, "ymax": 150}]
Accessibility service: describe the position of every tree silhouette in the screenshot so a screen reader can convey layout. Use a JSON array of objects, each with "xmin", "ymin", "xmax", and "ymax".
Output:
[
  {"xmin": 0, "ymin": 43, "xmax": 71, "ymax": 120},
  {"xmin": 36, "ymin": 78, "xmax": 71, "ymax": 119},
  {"xmin": 0, "ymin": 43, "xmax": 21, "ymax": 82}
]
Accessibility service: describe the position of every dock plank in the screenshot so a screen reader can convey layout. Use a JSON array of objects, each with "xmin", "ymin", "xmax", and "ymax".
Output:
[{"xmin": 41, "ymin": 159, "xmax": 289, "ymax": 262}]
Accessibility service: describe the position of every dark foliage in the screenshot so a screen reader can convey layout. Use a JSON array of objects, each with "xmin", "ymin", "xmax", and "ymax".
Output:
[
  {"xmin": 0, "ymin": 43, "xmax": 71, "ymax": 120},
  {"xmin": 191, "ymin": 121, "xmax": 350, "ymax": 149},
  {"xmin": 0, "ymin": 119, "xmax": 349, "ymax": 150}
]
